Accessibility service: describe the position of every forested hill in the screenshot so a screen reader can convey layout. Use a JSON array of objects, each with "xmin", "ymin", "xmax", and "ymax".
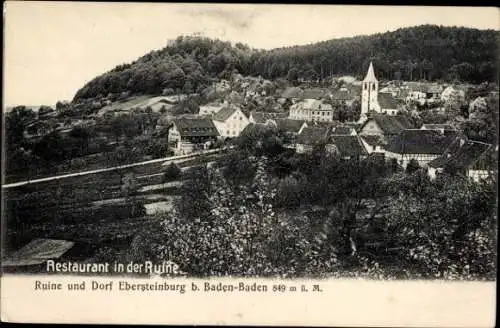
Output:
[{"xmin": 73, "ymin": 25, "xmax": 499, "ymax": 101}]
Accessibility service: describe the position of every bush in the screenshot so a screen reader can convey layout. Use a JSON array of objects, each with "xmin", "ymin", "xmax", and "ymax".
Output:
[
  {"xmin": 162, "ymin": 163, "xmax": 182, "ymax": 182},
  {"xmin": 405, "ymin": 159, "xmax": 420, "ymax": 174}
]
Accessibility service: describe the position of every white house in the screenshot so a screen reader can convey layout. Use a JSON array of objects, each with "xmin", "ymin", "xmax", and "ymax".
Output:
[
  {"xmin": 289, "ymin": 99, "xmax": 334, "ymax": 122},
  {"xmin": 441, "ymin": 85, "xmax": 466, "ymax": 102},
  {"xmin": 212, "ymin": 105, "xmax": 249, "ymax": 138}
]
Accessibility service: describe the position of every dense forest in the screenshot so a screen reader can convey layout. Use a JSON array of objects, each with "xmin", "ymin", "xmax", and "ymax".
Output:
[{"xmin": 73, "ymin": 25, "xmax": 499, "ymax": 101}]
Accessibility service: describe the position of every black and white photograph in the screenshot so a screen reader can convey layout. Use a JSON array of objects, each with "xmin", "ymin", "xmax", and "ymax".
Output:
[{"xmin": 1, "ymin": 2, "xmax": 498, "ymax": 325}]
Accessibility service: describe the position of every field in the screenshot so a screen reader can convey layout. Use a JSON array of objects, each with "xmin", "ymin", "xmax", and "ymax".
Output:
[{"xmin": 3, "ymin": 151, "xmax": 230, "ymax": 269}]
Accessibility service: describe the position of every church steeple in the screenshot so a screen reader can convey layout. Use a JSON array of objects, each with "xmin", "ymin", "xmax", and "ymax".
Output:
[
  {"xmin": 359, "ymin": 61, "xmax": 380, "ymax": 123},
  {"xmin": 363, "ymin": 62, "xmax": 378, "ymax": 83}
]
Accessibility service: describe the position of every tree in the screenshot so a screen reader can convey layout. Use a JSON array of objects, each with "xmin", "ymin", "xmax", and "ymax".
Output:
[
  {"xmin": 405, "ymin": 159, "xmax": 420, "ymax": 174},
  {"xmin": 121, "ymin": 172, "xmax": 139, "ymax": 215},
  {"xmin": 162, "ymin": 163, "xmax": 182, "ymax": 182},
  {"xmin": 287, "ymin": 67, "xmax": 299, "ymax": 84}
]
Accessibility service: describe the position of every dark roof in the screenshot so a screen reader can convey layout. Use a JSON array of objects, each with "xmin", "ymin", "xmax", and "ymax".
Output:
[
  {"xmin": 385, "ymin": 129, "xmax": 457, "ymax": 155},
  {"xmin": 422, "ymin": 124, "xmax": 456, "ymax": 131},
  {"xmin": 275, "ymin": 119, "xmax": 306, "ymax": 134},
  {"xmin": 360, "ymin": 135, "xmax": 385, "ymax": 146},
  {"xmin": 173, "ymin": 118, "xmax": 219, "ymax": 137},
  {"xmin": 328, "ymin": 136, "xmax": 367, "ymax": 157},
  {"xmin": 428, "ymin": 139, "xmax": 495, "ymax": 170},
  {"xmin": 250, "ymin": 111, "xmax": 287, "ymax": 124},
  {"xmin": 378, "ymin": 92, "xmax": 399, "ymax": 109},
  {"xmin": 296, "ymin": 127, "xmax": 329, "ymax": 145},
  {"xmin": 331, "ymin": 126, "xmax": 355, "ymax": 135},
  {"xmin": 408, "ymin": 83, "xmax": 443, "ymax": 94},
  {"xmin": 213, "ymin": 105, "xmax": 242, "ymax": 122},
  {"xmin": 365, "ymin": 114, "xmax": 417, "ymax": 135}
]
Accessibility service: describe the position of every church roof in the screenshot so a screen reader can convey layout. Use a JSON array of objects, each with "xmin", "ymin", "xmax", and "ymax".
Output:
[{"xmin": 363, "ymin": 62, "xmax": 378, "ymax": 83}]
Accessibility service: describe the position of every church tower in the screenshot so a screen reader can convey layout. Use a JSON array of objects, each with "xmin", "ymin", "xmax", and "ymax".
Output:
[{"xmin": 360, "ymin": 62, "xmax": 379, "ymax": 122}]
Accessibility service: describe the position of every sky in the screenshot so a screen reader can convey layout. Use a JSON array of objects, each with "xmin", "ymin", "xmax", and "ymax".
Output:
[{"xmin": 3, "ymin": 2, "xmax": 499, "ymax": 107}]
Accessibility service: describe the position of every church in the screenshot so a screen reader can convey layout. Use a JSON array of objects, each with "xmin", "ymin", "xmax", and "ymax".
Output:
[{"xmin": 358, "ymin": 62, "xmax": 400, "ymax": 123}]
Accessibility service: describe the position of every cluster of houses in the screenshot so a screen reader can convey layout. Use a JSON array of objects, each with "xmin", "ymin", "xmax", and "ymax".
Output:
[{"xmin": 167, "ymin": 62, "xmax": 496, "ymax": 182}]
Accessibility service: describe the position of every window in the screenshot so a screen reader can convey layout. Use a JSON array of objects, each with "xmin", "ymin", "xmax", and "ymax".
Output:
[
  {"xmin": 372, "ymin": 84, "xmax": 375, "ymax": 91},
  {"xmin": 226, "ymin": 130, "xmax": 230, "ymax": 135},
  {"xmin": 239, "ymin": 116, "xmax": 242, "ymax": 120}
]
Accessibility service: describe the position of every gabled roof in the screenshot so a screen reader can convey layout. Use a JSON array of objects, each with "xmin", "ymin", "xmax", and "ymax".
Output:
[
  {"xmin": 292, "ymin": 99, "xmax": 333, "ymax": 111},
  {"xmin": 378, "ymin": 92, "xmax": 399, "ymax": 110},
  {"xmin": 275, "ymin": 119, "xmax": 306, "ymax": 134},
  {"xmin": 428, "ymin": 139, "xmax": 495, "ymax": 170},
  {"xmin": 250, "ymin": 111, "xmax": 287, "ymax": 124},
  {"xmin": 213, "ymin": 105, "xmax": 243, "ymax": 122},
  {"xmin": 363, "ymin": 114, "xmax": 417, "ymax": 135},
  {"xmin": 173, "ymin": 118, "xmax": 219, "ymax": 137},
  {"xmin": 331, "ymin": 126, "xmax": 355, "ymax": 135},
  {"xmin": 360, "ymin": 135, "xmax": 385, "ymax": 146},
  {"xmin": 296, "ymin": 127, "xmax": 329, "ymax": 145},
  {"xmin": 328, "ymin": 136, "xmax": 367, "ymax": 157},
  {"xmin": 363, "ymin": 62, "xmax": 378, "ymax": 83},
  {"xmin": 385, "ymin": 129, "xmax": 457, "ymax": 155}
]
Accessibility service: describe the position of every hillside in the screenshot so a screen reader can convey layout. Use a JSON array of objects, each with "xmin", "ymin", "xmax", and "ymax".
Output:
[{"xmin": 73, "ymin": 25, "xmax": 499, "ymax": 102}]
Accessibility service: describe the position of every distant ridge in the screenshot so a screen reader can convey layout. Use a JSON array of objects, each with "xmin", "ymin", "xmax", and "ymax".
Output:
[{"xmin": 73, "ymin": 24, "xmax": 499, "ymax": 102}]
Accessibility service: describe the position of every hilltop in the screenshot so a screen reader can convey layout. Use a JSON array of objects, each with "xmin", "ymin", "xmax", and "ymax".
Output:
[{"xmin": 73, "ymin": 25, "xmax": 499, "ymax": 102}]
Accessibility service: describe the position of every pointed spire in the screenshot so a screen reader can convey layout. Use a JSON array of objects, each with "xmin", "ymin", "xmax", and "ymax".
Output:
[{"xmin": 363, "ymin": 62, "xmax": 378, "ymax": 83}]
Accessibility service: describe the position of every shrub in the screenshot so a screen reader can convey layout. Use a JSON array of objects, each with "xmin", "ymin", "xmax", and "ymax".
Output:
[{"xmin": 162, "ymin": 163, "xmax": 182, "ymax": 182}]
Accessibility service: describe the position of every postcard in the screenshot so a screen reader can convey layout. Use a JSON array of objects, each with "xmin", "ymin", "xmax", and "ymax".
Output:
[{"xmin": 1, "ymin": 2, "xmax": 498, "ymax": 326}]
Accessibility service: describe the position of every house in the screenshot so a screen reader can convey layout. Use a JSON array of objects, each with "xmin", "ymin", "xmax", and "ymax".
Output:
[
  {"xmin": 359, "ymin": 135, "xmax": 386, "ymax": 154},
  {"xmin": 440, "ymin": 85, "xmax": 466, "ymax": 102},
  {"xmin": 295, "ymin": 127, "xmax": 330, "ymax": 154},
  {"xmin": 325, "ymin": 135, "xmax": 368, "ymax": 159},
  {"xmin": 468, "ymin": 97, "xmax": 487, "ymax": 114},
  {"xmin": 359, "ymin": 62, "xmax": 401, "ymax": 123},
  {"xmin": 212, "ymin": 105, "xmax": 250, "ymax": 138},
  {"xmin": 427, "ymin": 139, "xmax": 497, "ymax": 182},
  {"xmin": 168, "ymin": 118, "xmax": 219, "ymax": 155},
  {"xmin": 378, "ymin": 92, "xmax": 400, "ymax": 115},
  {"xmin": 421, "ymin": 124, "xmax": 457, "ymax": 134},
  {"xmin": 288, "ymin": 99, "xmax": 334, "ymax": 122},
  {"xmin": 359, "ymin": 114, "xmax": 417, "ymax": 139},
  {"xmin": 273, "ymin": 119, "xmax": 308, "ymax": 146},
  {"xmin": 280, "ymin": 87, "xmax": 304, "ymax": 102},
  {"xmin": 330, "ymin": 90, "xmax": 357, "ymax": 107},
  {"xmin": 383, "ymin": 129, "xmax": 458, "ymax": 167},
  {"xmin": 330, "ymin": 125, "xmax": 357, "ymax": 136},
  {"xmin": 406, "ymin": 83, "xmax": 443, "ymax": 102},
  {"xmin": 198, "ymin": 103, "xmax": 224, "ymax": 116},
  {"xmin": 249, "ymin": 111, "xmax": 287, "ymax": 125}
]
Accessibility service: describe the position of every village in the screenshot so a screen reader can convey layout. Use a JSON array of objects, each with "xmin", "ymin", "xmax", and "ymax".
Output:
[{"xmin": 3, "ymin": 29, "xmax": 498, "ymax": 280}]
